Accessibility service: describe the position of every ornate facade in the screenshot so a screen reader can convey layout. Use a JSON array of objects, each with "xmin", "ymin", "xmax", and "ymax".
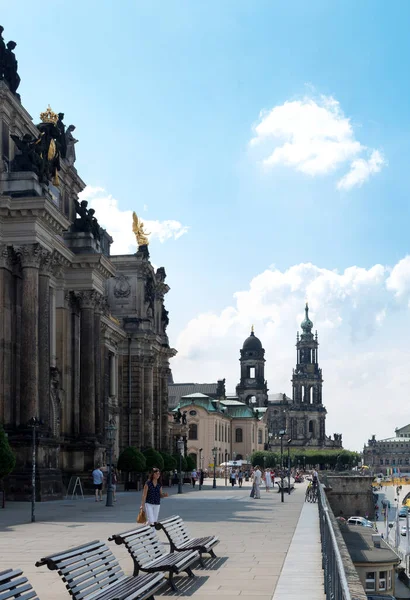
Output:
[
  {"xmin": 0, "ymin": 36, "xmax": 174, "ymax": 499},
  {"xmin": 363, "ymin": 425, "xmax": 410, "ymax": 474}
]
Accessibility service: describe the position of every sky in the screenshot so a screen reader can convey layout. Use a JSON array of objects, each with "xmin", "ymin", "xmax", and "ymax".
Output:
[{"xmin": 3, "ymin": 1, "xmax": 410, "ymax": 450}]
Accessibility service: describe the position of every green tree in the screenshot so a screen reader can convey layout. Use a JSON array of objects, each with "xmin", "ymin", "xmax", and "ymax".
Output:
[
  {"xmin": 160, "ymin": 452, "xmax": 177, "ymax": 472},
  {"xmin": 186, "ymin": 455, "xmax": 196, "ymax": 471},
  {"xmin": 173, "ymin": 453, "xmax": 187, "ymax": 472},
  {"xmin": 117, "ymin": 446, "xmax": 146, "ymax": 473},
  {"xmin": 0, "ymin": 425, "xmax": 15, "ymax": 479},
  {"xmin": 143, "ymin": 448, "xmax": 164, "ymax": 471}
]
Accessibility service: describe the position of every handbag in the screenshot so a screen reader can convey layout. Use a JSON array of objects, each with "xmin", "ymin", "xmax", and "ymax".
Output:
[
  {"xmin": 137, "ymin": 508, "xmax": 147, "ymax": 524},
  {"xmin": 250, "ymin": 484, "xmax": 255, "ymax": 498}
]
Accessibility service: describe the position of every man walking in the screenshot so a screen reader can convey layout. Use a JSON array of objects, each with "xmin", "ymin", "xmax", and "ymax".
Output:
[
  {"xmin": 253, "ymin": 465, "xmax": 262, "ymax": 499},
  {"xmin": 92, "ymin": 465, "xmax": 104, "ymax": 502}
]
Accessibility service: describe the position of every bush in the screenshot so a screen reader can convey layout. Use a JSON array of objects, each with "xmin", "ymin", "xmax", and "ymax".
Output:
[
  {"xmin": 117, "ymin": 447, "xmax": 146, "ymax": 473},
  {"xmin": 142, "ymin": 448, "xmax": 164, "ymax": 471},
  {"xmin": 0, "ymin": 426, "xmax": 15, "ymax": 480},
  {"xmin": 160, "ymin": 452, "xmax": 177, "ymax": 472},
  {"xmin": 173, "ymin": 453, "xmax": 187, "ymax": 472}
]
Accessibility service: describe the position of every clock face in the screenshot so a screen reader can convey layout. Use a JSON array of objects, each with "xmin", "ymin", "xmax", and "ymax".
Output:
[{"xmin": 189, "ymin": 410, "xmax": 197, "ymax": 416}]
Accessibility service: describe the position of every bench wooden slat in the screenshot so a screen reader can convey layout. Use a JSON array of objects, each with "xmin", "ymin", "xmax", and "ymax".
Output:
[
  {"xmin": 0, "ymin": 570, "xmax": 39, "ymax": 600},
  {"xmin": 155, "ymin": 515, "xmax": 220, "ymax": 560}
]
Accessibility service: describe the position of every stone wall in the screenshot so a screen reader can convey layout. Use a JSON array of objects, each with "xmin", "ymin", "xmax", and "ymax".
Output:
[{"xmin": 324, "ymin": 475, "xmax": 375, "ymax": 519}]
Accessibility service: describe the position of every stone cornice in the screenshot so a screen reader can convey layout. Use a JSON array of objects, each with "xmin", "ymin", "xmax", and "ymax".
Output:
[
  {"xmin": 0, "ymin": 196, "xmax": 71, "ymax": 236},
  {"xmin": 70, "ymin": 253, "xmax": 116, "ymax": 280}
]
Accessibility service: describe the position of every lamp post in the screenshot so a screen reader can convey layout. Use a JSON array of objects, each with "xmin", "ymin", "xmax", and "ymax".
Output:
[
  {"xmin": 224, "ymin": 450, "xmax": 228, "ymax": 487},
  {"xmin": 279, "ymin": 429, "xmax": 286, "ymax": 503},
  {"xmin": 199, "ymin": 448, "xmax": 203, "ymax": 490},
  {"xmin": 287, "ymin": 439, "xmax": 292, "ymax": 495},
  {"xmin": 105, "ymin": 418, "xmax": 117, "ymax": 507},
  {"xmin": 212, "ymin": 447, "xmax": 217, "ymax": 489},
  {"xmin": 177, "ymin": 437, "xmax": 184, "ymax": 494},
  {"xmin": 28, "ymin": 417, "xmax": 41, "ymax": 523}
]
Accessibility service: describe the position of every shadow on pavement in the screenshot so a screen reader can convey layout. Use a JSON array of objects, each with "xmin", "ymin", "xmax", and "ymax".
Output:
[{"xmin": 162, "ymin": 575, "xmax": 209, "ymax": 596}]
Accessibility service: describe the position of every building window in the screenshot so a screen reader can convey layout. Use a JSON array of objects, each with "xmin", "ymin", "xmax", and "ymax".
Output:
[
  {"xmin": 252, "ymin": 428, "xmax": 255, "ymax": 443},
  {"xmin": 388, "ymin": 570, "xmax": 392, "ymax": 589},
  {"xmin": 188, "ymin": 423, "xmax": 198, "ymax": 440},
  {"xmin": 380, "ymin": 459, "xmax": 383, "ymax": 465},
  {"xmin": 406, "ymin": 458, "xmax": 409, "ymax": 465},
  {"xmin": 365, "ymin": 573, "xmax": 375, "ymax": 592},
  {"xmin": 392, "ymin": 458, "xmax": 396, "ymax": 465},
  {"xmin": 258, "ymin": 430, "xmax": 262, "ymax": 444},
  {"xmin": 219, "ymin": 423, "xmax": 221, "ymax": 441},
  {"xmin": 385, "ymin": 459, "xmax": 389, "ymax": 465},
  {"xmin": 189, "ymin": 452, "xmax": 197, "ymax": 468},
  {"xmin": 379, "ymin": 571, "xmax": 386, "ymax": 591},
  {"xmin": 236, "ymin": 428, "xmax": 243, "ymax": 443},
  {"xmin": 215, "ymin": 423, "xmax": 217, "ymax": 441},
  {"xmin": 399, "ymin": 458, "xmax": 403, "ymax": 465},
  {"xmin": 248, "ymin": 366, "xmax": 255, "ymax": 378},
  {"xmin": 228, "ymin": 428, "xmax": 230, "ymax": 443}
]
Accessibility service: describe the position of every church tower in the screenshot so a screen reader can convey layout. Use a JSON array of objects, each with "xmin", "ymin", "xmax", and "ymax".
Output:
[
  {"xmin": 291, "ymin": 303, "xmax": 326, "ymax": 442},
  {"xmin": 236, "ymin": 327, "xmax": 268, "ymax": 407}
]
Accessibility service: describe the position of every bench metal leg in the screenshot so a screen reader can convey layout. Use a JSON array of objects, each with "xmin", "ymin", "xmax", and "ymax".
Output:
[
  {"xmin": 132, "ymin": 562, "xmax": 140, "ymax": 577},
  {"xmin": 185, "ymin": 567, "xmax": 195, "ymax": 578},
  {"xmin": 209, "ymin": 549, "xmax": 217, "ymax": 558},
  {"xmin": 168, "ymin": 572, "xmax": 180, "ymax": 592},
  {"xmin": 198, "ymin": 554, "xmax": 205, "ymax": 568}
]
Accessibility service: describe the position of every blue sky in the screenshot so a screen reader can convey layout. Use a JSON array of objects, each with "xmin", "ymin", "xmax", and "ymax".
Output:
[{"xmin": 4, "ymin": 2, "xmax": 410, "ymax": 448}]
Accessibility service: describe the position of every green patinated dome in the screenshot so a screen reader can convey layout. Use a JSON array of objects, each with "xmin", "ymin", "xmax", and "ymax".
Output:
[{"xmin": 301, "ymin": 302, "xmax": 313, "ymax": 331}]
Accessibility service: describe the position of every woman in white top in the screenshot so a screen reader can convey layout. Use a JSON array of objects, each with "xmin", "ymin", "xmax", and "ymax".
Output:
[{"xmin": 264, "ymin": 469, "xmax": 272, "ymax": 492}]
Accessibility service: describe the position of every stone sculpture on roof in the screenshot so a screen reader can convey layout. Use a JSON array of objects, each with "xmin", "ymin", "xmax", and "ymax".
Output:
[
  {"xmin": 0, "ymin": 26, "xmax": 20, "ymax": 96},
  {"xmin": 132, "ymin": 212, "xmax": 150, "ymax": 246}
]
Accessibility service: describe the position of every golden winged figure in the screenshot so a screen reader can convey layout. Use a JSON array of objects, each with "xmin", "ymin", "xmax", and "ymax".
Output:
[{"xmin": 132, "ymin": 211, "xmax": 150, "ymax": 246}]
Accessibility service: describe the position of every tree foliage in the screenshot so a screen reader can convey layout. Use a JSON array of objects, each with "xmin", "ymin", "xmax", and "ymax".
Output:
[
  {"xmin": 173, "ymin": 453, "xmax": 187, "ymax": 472},
  {"xmin": 0, "ymin": 425, "xmax": 15, "ymax": 479},
  {"xmin": 117, "ymin": 446, "xmax": 146, "ymax": 473},
  {"xmin": 186, "ymin": 455, "xmax": 196, "ymax": 471},
  {"xmin": 160, "ymin": 452, "xmax": 177, "ymax": 472},
  {"xmin": 142, "ymin": 448, "xmax": 164, "ymax": 471},
  {"xmin": 250, "ymin": 448, "xmax": 360, "ymax": 470}
]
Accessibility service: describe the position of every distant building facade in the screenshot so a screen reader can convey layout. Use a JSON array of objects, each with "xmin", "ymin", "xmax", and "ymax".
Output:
[{"xmin": 363, "ymin": 424, "xmax": 410, "ymax": 474}]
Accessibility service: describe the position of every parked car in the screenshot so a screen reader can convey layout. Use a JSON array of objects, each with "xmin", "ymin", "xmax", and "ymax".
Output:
[
  {"xmin": 399, "ymin": 507, "xmax": 408, "ymax": 518},
  {"xmin": 347, "ymin": 517, "xmax": 374, "ymax": 528},
  {"xmin": 401, "ymin": 525, "xmax": 408, "ymax": 536}
]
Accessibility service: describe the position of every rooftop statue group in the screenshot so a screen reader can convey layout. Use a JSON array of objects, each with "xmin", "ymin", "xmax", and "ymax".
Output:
[
  {"xmin": 0, "ymin": 25, "xmax": 20, "ymax": 96},
  {"xmin": 11, "ymin": 106, "xmax": 78, "ymax": 184},
  {"xmin": 73, "ymin": 198, "xmax": 101, "ymax": 240}
]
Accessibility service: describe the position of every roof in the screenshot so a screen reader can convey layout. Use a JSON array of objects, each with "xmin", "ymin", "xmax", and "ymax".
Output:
[
  {"xmin": 168, "ymin": 383, "xmax": 218, "ymax": 409},
  {"xmin": 242, "ymin": 330, "xmax": 263, "ymax": 351},
  {"xmin": 341, "ymin": 525, "xmax": 401, "ymax": 565},
  {"xmin": 220, "ymin": 399, "xmax": 244, "ymax": 406},
  {"xmin": 376, "ymin": 437, "xmax": 410, "ymax": 443},
  {"xmin": 268, "ymin": 393, "xmax": 292, "ymax": 404}
]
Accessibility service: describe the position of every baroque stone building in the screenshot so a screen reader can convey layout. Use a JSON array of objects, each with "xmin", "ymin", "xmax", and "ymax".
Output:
[
  {"xmin": 0, "ymin": 33, "xmax": 174, "ymax": 499},
  {"xmin": 363, "ymin": 425, "xmax": 410, "ymax": 474}
]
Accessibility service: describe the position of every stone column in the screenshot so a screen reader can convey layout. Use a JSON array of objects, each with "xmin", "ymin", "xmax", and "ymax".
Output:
[
  {"xmin": 17, "ymin": 244, "xmax": 42, "ymax": 424},
  {"xmin": 144, "ymin": 358, "xmax": 154, "ymax": 448},
  {"xmin": 78, "ymin": 290, "xmax": 97, "ymax": 436},
  {"xmin": 38, "ymin": 249, "xmax": 52, "ymax": 426},
  {"xmin": 68, "ymin": 292, "xmax": 81, "ymax": 436},
  {"xmin": 109, "ymin": 353, "xmax": 116, "ymax": 397},
  {"xmin": 94, "ymin": 295, "xmax": 103, "ymax": 438},
  {"xmin": 0, "ymin": 245, "xmax": 13, "ymax": 424}
]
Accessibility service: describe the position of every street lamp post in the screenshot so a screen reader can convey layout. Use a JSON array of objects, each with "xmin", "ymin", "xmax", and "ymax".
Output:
[
  {"xmin": 105, "ymin": 419, "xmax": 117, "ymax": 507},
  {"xmin": 287, "ymin": 439, "xmax": 292, "ymax": 495},
  {"xmin": 224, "ymin": 450, "xmax": 228, "ymax": 487},
  {"xmin": 279, "ymin": 429, "xmax": 286, "ymax": 503},
  {"xmin": 212, "ymin": 447, "xmax": 217, "ymax": 489},
  {"xmin": 28, "ymin": 417, "xmax": 41, "ymax": 523},
  {"xmin": 199, "ymin": 448, "xmax": 203, "ymax": 490},
  {"xmin": 177, "ymin": 437, "xmax": 184, "ymax": 494}
]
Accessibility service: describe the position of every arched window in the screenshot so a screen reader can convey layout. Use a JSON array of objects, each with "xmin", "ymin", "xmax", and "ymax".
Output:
[
  {"xmin": 188, "ymin": 423, "xmax": 198, "ymax": 440},
  {"xmin": 189, "ymin": 452, "xmax": 197, "ymax": 468},
  {"xmin": 309, "ymin": 420, "xmax": 315, "ymax": 436},
  {"xmin": 258, "ymin": 430, "xmax": 262, "ymax": 444},
  {"xmin": 235, "ymin": 428, "xmax": 243, "ymax": 443}
]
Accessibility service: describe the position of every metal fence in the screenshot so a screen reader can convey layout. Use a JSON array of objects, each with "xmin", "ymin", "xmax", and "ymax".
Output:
[{"xmin": 318, "ymin": 483, "xmax": 367, "ymax": 600}]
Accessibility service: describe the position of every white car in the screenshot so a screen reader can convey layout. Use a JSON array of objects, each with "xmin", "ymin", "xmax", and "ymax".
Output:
[
  {"xmin": 401, "ymin": 525, "xmax": 408, "ymax": 536},
  {"xmin": 347, "ymin": 516, "xmax": 374, "ymax": 528}
]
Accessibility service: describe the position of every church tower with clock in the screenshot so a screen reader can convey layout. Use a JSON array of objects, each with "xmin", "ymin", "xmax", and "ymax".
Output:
[{"xmin": 236, "ymin": 327, "xmax": 268, "ymax": 407}]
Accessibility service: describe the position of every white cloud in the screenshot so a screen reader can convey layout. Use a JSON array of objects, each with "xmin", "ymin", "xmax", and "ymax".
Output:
[
  {"xmin": 337, "ymin": 150, "xmax": 386, "ymax": 191},
  {"xmin": 250, "ymin": 94, "xmax": 386, "ymax": 189},
  {"xmin": 78, "ymin": 186, "xmax": 189, "ymax": 254},
  {"xmin": 172, "ymin": 259, "xmax": 410, "ymax": 450}
]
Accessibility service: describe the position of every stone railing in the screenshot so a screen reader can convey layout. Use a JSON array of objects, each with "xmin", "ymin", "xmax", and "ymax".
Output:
[{"xmin": 318, "ymin": 482, "xmax": 367, "ymax": 600}]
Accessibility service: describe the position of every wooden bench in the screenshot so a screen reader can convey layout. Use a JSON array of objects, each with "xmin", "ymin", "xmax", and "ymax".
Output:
[
  {"xmin": 108, "ymin": 525, "xmax": 199, "ymax": 592},
  {"xmin": 0, "ymin": 568, "xmax": 39, "ymax": 600},
  {"xmin": 154, "ymin": 515, "xmax": 219, "ymax": 567},
  {"xmin": 35, "ymin": 540, "xmax": 165, "ymax": 600}
]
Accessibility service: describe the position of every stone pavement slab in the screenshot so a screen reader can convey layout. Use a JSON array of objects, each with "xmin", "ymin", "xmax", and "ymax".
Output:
[{"xmin": 0, "ymin": 480, "xmax": 324, "ymax": 598}]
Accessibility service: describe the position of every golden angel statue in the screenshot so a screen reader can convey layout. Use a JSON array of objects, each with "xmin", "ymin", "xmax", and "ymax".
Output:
[{"xmin": 132, "ymin": 211, "xmax": 150, "ymax": 246}]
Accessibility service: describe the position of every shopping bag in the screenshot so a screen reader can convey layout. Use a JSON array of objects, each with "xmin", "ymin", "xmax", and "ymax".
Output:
[
  {"xmin": 137, "ymin": 508, "xmax": 147, "ymax": 524},
  {"xmin": 250, "ymin": 484, "xmax": 255, "ymax": 498}
]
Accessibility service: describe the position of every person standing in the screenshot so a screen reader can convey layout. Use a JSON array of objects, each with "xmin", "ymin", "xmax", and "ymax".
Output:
[
  {"xmin": 191, "ymin": 468, "xmax": 198, "ymax": 488},
  {"xmin": 92, "ymin": 465, "xmax": 104, "ymax": 502},
  {"xmin": 140, "ymin": 468, "xmax": 168, "ymax": 525},
  {"xmin": 111, "ymin": 466, "xmax": 118, "ymax": 502},
  {"xmin": 265, "ymin": 468, "xmax": 272, "ymax": 492},
  {"xmin": 238, "ymin": 469, "xmax": 243, "ymax": 488},
  {"xmin": 253, "ymin": 465, "xmax": 262, "ymax": 499},
  {"xmin": 230, "ymin": 469, "xmax": 236, "ymax": 486}
]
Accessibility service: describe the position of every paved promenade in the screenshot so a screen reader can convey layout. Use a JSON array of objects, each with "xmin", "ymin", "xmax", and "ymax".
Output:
[{"xmin": 0, "ymin": 480, "xmax": 325, "ymax": 599}]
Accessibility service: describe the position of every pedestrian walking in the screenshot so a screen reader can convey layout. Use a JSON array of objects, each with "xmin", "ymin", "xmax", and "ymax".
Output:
[
  {"xmin": 238, "ymin": 469, "xmax": 243, "ymax": 488},
  {"xmin": 140, "ymin": 467, "xmax": 168, "ymax": 525},
  {"xmin": 92, "ymin": 465, "xmax": 104, "ymax": 502},
  {"xmin": 191, "ymin": 468, "xmax": 198, "ymax": 488},
  {"xmin": 265, "ymin": 469, "xmax": 272, "ymax": 492},
  {"xmin": 253, "ymin": 465, "xmax": 262, "ymax": 499},
  {"xmin": 230, "ymin": 469, "xmax": 236, "ymax": 486}
]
